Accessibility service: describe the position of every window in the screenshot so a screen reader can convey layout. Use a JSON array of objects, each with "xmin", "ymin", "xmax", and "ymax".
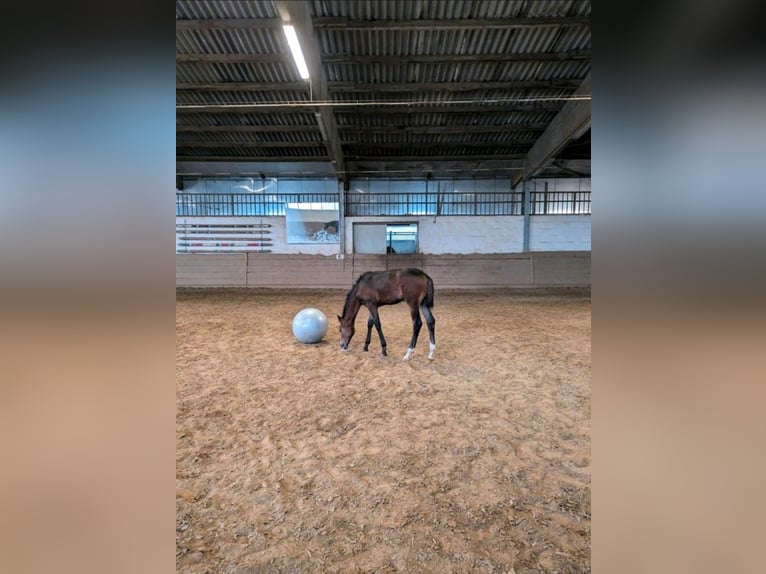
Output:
[
  {"xmin": 386, "ymin": 224, "xmax": 417, "ymax": 254},
  {"xmin": 352, "ymin": 223, "xmax": 418, "ymax": 254}
]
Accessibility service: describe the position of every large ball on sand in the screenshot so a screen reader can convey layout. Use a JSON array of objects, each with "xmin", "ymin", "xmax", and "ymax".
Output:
[{"xmin": 291, "ymin": 308, "xmax": 329, "ymax": 344}]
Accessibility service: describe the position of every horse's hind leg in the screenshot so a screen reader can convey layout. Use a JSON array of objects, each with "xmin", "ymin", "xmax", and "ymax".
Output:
[
  {"xmin": 363, "ymin": 315, "xmax": 375, "ymax": 352},
  {"xmin": 402, "ymin": 306, "xmax": 423, "ymax": 361},
  {"xmin": 421, "ymin": 304, "xmax": 436, "ymax": 359}
]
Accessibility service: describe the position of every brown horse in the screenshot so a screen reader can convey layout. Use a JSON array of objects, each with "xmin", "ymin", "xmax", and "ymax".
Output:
[{"xmin": 338, "ymin": 268, "xmax": 436, "ymax": 360}]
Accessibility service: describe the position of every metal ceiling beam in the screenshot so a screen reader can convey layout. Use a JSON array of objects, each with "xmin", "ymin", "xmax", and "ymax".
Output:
[
  {"xmin": 177, "ymin": 155, "xmax": 331, "ymax": 162},
  {"xmin": 513, "ymin": 72, "xmax": 591, "ymax": 187},
  {"xmin": 176, "ymin": 18, "xmax": 282, "ymax": 30},
  {"xmin": 323, "ymin": 50, "xmax": 590, "ymax": 64},
  {"xmin": 176, "ymin": 50, "xmax": 590, "ymax": 64},
  {"xmin": 342, "ymin": 141, "xmax": 538, "ymax": 149},
  {"xmin": 176, "ymin": 123, "xmax": 547, "ymax": 134},
  {"xmin": 345, "ymin": 154, "xmax": 526, "ymax": 161},
  {"xmin": 176, "ymin": 105, "xmax": 317, "ymax": 114},
  {"xmin": 176, "ymin": 125, "xmax": 317, "ymax": 133},
  {"xmin": 177, "ymin": 141, "xmax": 535, "ymax": 150},
  {"xmin": 176, "ymin": 160, "xmax": 337, "ymax": 177},
  {"xmin": 312, "ymin": 17, "xmax": 589, "ymax": 30},
  {"xmin": 176, "ymin": 103, "xmax": 562, "ymax": 114},
  {"xmin": 175, "ymin": 16, "xmax": 589, "ymax": 31},
  {"xmin": 328, "ymin": 80, "xmax": 582, "ymax": 92},
  {"xmin": 176, "ymin": 53, "xmax": 286, "ymax": 63},
  {"xmin": 333, "ymin": 103, "xmax": 562, "ymax": 114},
  {"xmin": 176, "ymin": 82, "xmax": 310, "ymax": 92},
  {"xmin": 551, "ymin": 159, "xmax": 591, "ymax": 177},
  {"xmin": 176, "ymin": 141, "xmax": 326, "ymax": 148},
  {"xmin": 338, "ymin": 124, "xmax": 547, "ymax": 133},
  {"xmin": 335, "ymin": 159, "xmax": 529, "ymax": 177},
  {"xmin": 275, "ymin": 0, "xmax": 346, "ymax": 179},
  {"xmin": 176, "ymin": 80, "xmax": 581, "ymax": 93}
]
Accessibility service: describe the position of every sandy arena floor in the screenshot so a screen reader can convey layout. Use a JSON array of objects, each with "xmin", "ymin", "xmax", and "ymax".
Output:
[{"xmin": 176, "ymin": 287, "xmax": 591, "ymax": 573}]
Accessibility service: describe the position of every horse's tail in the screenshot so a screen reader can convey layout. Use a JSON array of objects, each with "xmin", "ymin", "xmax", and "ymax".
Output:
[{"xmin": 423, "ymin": 274, "xmax": 435, "ymax": 309}]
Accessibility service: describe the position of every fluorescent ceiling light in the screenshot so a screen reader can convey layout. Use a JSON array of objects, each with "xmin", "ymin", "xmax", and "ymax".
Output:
[{"xmin": 283, "ymin": 24, "xmax": 310, "ymax": 80}]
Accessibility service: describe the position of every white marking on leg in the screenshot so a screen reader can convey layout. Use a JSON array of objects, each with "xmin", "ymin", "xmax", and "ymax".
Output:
[
  {"xmin": 428, "ymin": 342, "xmax": 436, "ymax": 360},
  {"xmin": 402, "ymin": 348, "xmax": 414, "ymax": 361}
]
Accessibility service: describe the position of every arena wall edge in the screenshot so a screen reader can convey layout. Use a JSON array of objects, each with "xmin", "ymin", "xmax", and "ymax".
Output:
[{"xmin": 176, "ymin": 252, "xmax": 590, "ymax": 289}]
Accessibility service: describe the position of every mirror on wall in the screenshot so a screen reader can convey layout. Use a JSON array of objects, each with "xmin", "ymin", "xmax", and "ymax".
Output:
[{"xmin": 285, "ymin": 202, "xmax": 340, "ymax": 244}]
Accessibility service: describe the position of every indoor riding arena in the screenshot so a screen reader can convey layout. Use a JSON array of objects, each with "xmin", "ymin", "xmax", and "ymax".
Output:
[{"xmin": 176, "ymin": 1, "xmax": 591, "ymax": 573}]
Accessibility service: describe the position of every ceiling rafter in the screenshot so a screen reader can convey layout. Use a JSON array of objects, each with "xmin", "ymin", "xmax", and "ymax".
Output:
[
  {"xmin": 177, "ymin": 82, "xmax": 310, "ymax": 92},
  {"xmin": 345, "ymin": 153, "xmax": 526, "ymax": 161},
  {"xmin": 176, "ymin": 50, "xmax": 590, "ymax": 64},
  {"xmin": 327, "ymin": 79, "xmax": 582, "ymax": 92},
  {"xmin": 514, "ymin": 72, "xmax": 591, "ymax": 186},
  {"xmin": 177, "ymin": 155, "xmax": 331, "ymax": 162},
  {"xmin": 313, "ymin": 17, "xmax": 589, "ymax": 30},
  {"xmin": 322, "ymin": 50, "xmax": 590, "ymax": 64},
  {"xmin": 176, "ymin": 103, "xmax": 563, "ymax": 114},
  {"xmin": 276, "ymin": 0, "xmax": 346, "ymax": 178},
  {"xmin": 338, "ymin": 124, "xmax": 548, "ymax": 133},
  {"xmin": 175, "ymin": 16, "xmax": 590, "ymax": 31},
  {"xmin": 176, "ymin": 141, "xmax": 326, "ymax": 148},
  {"xmin": 176, "ymin": 125, "xmax": 318, "ymax": 133}
]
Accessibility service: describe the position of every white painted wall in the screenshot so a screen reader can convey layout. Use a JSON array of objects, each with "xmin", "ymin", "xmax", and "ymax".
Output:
[
  {"xmin": 344, "ymin": 215, "xmax": 590, "ymax": 254},
  {"xmin": 529, "ymin": 215, "xmax": 591, "ymax": 251},
  {"xmin": 419, "ymin": 216, "xmax": 525, "ymax": 254},
  {"xmin": 344, "ymin": 216, "xmax": 525, "ymax": 254},
  {"xmin": 178, "ymin": 211, "xmax": 589, "ymax": 256}
]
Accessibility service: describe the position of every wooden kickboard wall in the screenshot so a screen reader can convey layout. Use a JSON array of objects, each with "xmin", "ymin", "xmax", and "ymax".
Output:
[{"xmin": 177, "ymin": 252, "xmax": 590, "ymax": 289}]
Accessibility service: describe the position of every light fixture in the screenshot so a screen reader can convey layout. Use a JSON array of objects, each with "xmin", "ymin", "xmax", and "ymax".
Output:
[
  {"xmin": 314, "ymin": 112, "xmax": 328, "ymax": 141},
  {"xmin": 282, "ymin": 24, "xmax": 310, "ymax": 80}
]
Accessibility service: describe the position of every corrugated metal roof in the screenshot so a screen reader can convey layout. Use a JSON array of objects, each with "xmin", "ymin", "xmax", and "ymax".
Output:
[
  {"xmin": 176, "ymin": 0, "xmax": 278, "ymax": 20},
  {"xmin": 176, "ymin": 0, "xmax": 591, "ymax": 177},
  {"xmin": 318, "ymin": 26, "xmax": 589, "ymax": 57},
  {"xmin": 176, "ymin": 90, "xmax": 311, "ymax": 106},
  {"xmin": 176, "ymin": 111, "xmax": 319, "ymax": 127},
  {"xmin": 310, "ymin": 0, "xmax": 532, "ymax": 20},
  {"xmin": 176, "ymin": 61, "xmax": 302, "ymax": 84},
  {"xmin": 177, "ymin": 28, "xmax": 284, "ymax": 55}
]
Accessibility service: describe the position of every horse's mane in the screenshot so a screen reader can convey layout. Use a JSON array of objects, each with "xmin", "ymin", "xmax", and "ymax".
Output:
[{"xmin": 340, "ymin": 272, "xmax": 374, "ymax": 319}]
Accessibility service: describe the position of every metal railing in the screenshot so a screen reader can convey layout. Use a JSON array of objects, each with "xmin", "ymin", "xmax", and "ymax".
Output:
[
  {"xmin": 530, "ymin": 191, "xmax": 591, "ymax": 215},
  {"xmin": 345, "ymin": 191, "xmax": 525, "ymax": 216},
  {"xmin": 176, "ymin": 190, "xmax": 592, "ymax": 217},
  {"xmin": 345, "ymin": 191, "xmax": 591, "ymax": 216},
  {"xmin": 176, "ymin": 193, "xmax": 339, "ymax": 216}
]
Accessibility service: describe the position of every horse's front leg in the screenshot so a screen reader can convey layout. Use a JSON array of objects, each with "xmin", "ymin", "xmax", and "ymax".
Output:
[
  {"xmin": 366, "ymin": 305, "xmax": 387, "ymax": 356},
  {"xmin": 363, "ymin": 315, "xmax": 375, "ymax": 352}
]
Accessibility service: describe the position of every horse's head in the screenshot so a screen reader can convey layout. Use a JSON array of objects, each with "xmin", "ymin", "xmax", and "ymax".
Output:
[{"xmin": 338, "ymin": 315, "xmax": 354, "ymax": 351}]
